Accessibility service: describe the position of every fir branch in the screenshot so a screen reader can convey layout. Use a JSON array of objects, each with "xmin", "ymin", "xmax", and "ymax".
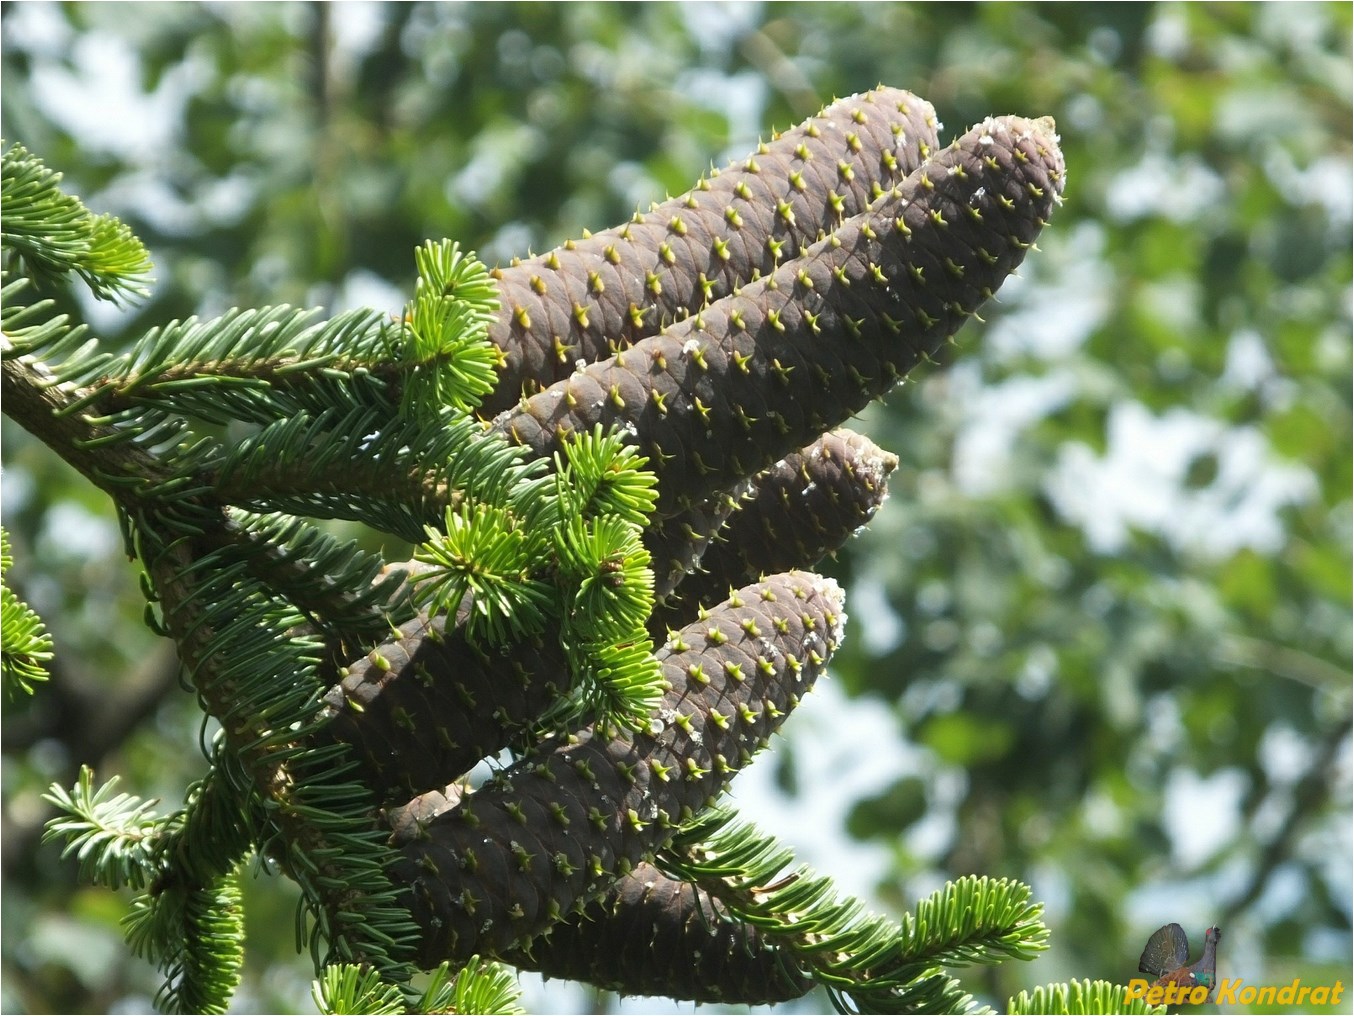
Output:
[
  {"xmin": 558, "ymin": 634, "xmax": 664, "ymax": 737},
  {"xmin": 312, "ymin": 955, "xmax": 526, "ymax": 1015},
  {"xmin": 50, "ymin": 242, "xmax": 497, "ymax": 426},
  {"xmin": 548, "ymin": 425, "xmax": 659, "ymax": 529},
  {"xmin": 837, "ymin": 971, "xmax": 981, "ymax": 1016},
  {"xmin": 659, "ymin": 807, "xmax": 1047, "ymax": 1013},
  {"xmin": 413, "ymin": 501, "xmax": 555, "ymax": 644},
  {"xmin": 388, "ymin": 571, "xmax": 845, "ymax": 965},
  {"xmin": 41, "ymin": 767, "xmax": 163, "ymax": 891},
  {"xmin": 1, "ymin": 275, "xmax": 90, "ymax": 362},
  {"xmin": 401, "ymin": 240, "xmax": 501, "ymax": 417},
  {"xmin": 3, "ymin": 309, "xmax": 534, "ymax": 656},
  {"xmin": 1, "ymin": 141, "xmax": 153, "ymax": 303},
  {"xmin": 152, "ymin": 762, "xmax": 260, "ymax": 885},
  {"xmin": 418, "ymin": 957, "xmax": 525, "ymax": 1015},
  {"xmin": 59, "ymin": 305, "xmax": 394, "ymax": 418},
  {"xmin": 148, "ymin": 871, "xmax": 247, "ymax": 1016},
  {"xmin": 1007, "ymin": 979, "xmax": 1165, "ymax": 1016},
  {"xmin": 312, "ymin": 964, "xmax": 408, "ymax": 1015},
  {"xmin": 126, "ymin": 500, "xmax": 421, "ymax": 984},
  {"xmin": 3, "ymin": 226, "xmax": 511, "ymax": 551},
  {"xmin": 1, "ymin": 526, "xmax": 54, "ymax": 698},
  {"xmin": 214, "ymin": 511, "xmax": 409, "ymax": 657},
  {"xmin": 894, "ymin": 875, "xmax": 1049, "ymax": 968},
  {"xmin": 47, "ymin": 748, "xmax": 254, "ymax": 995},
  {"xmin": 478, "ymin": 87, "xmax": 940, "ymax": 415},
  {"xmin": 405, "ymin": 422, "xmax": 664, "ymax": 732},
  {"xmin": 555, "ymin": 514, "xmax": 654, "ymax": 643},
  {"xmin": 214, "ymin": 406, "xmax": 540, "ymax": 542},
  {"xmin": 278, "ymin": 742, "xmax": 422, "ymax": 977},
  {"xmin": 3, "ymin": 337, "xmax": 235, "ymax": 530},
  {"xmin": 0, "ymin": 342, "xmax": 179, "ymax": 505},
  {"xmin": 493, "ymin": 115, "xmax": 1065, "ymax": 516},
  {"xmin": 81, "ymin": 211, "xmax": 156, "ymax": 302},
  {"xmin": 310, "ymin": 427, "xmax": 666, "ymax": 802}
]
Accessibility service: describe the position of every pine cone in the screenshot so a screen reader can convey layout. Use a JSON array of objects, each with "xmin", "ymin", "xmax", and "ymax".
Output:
[
  {"xmin": 492, "ymin": 115, "xmax": 1064, "ymax": 516},
  {"xmin": 386, "ymin": 788, "xmax": 813, "ymax": 1003},
  {"xmin": 656, "ymin": 428, "xmax": 897, "ymax": 631},
  {"xmin": 313, "ymin": 610, "xmax": 569, "ymax": 802},
  {"xmin": 506, "ymin": 862, "xmax": 813, "ymax": 1003},
  {"xmin": 643, "ymin": 480, "xmax": 748, "ymax": 599},
  {"xmin": 479, "ymin": 88, "xmax": 940, "ymax": 416},
  {"xmin": 388, "ymin": 571, "xmax": 845, "ymax": 964}
]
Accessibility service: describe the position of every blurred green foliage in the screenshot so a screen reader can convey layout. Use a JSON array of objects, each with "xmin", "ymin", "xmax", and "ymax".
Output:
[{"xmin": 2, "ymin": 2, "xmax": 1349, "ymax": 1013}]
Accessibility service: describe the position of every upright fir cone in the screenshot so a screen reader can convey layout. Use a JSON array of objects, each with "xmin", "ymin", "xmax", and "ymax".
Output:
[
  {"xmin": 504, "ymin": 862, "xmax": 813, "ymax": 1003},
  {"xmin": 386, "ymin": 789, "xmax": 813, "ymax": 1003},
  {"xmin": 313, "ymin": 425, "xmax": 886, "ymax": 800},
  {"xmin": 387, "ymin": 571, "xmax": 845, "ymax": 965},
  {"xmin": 656, "ymin": 429, "xmax": 897, "ymax": 632},
  {"xmin": 643, "ymin": 479, "xmax": 749, "ymax": 599},
  {"xmin": 479, "ymin": 88, "xmax": 940, "ymax": 416},
  {"xmin": 312, "ymin": 609, "xmax": 570, "ymax": 802},
  {"xmin": 492, "ymin": 115, "xmax": 1065, "ymax": 516}
]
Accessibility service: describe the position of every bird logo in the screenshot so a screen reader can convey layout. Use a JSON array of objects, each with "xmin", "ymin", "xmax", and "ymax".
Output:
[{"xmin": 1138, "ymin": 923, "xmax": 1223, "ymax": 1003}]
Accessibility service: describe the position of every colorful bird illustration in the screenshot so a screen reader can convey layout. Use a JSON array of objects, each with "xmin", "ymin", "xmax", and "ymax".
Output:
[{"xmin": 1138, "ymin": 924, "xmax": 1223, "ymax": 1002}]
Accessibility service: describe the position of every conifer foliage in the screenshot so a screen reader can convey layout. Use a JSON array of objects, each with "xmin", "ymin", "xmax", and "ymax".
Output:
[{"xmin": 3, "ymin": 89, "xmax": 1154, "ymax": 1014}]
